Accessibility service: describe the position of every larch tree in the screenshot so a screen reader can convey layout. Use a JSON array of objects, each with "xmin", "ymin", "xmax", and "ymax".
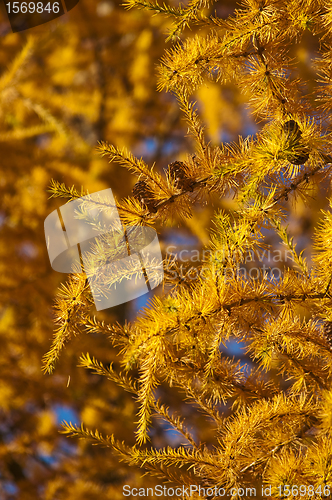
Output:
[
  {"xmin": 46, "ymin": 0, "xmax": 332, "ymax": 498},
  {"xmin": 2, "ymin": 0, "xmax": 332, "ymax": 499}
]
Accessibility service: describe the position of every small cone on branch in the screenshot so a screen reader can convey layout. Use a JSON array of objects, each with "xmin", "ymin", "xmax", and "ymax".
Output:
[
  {"xmin": 167, "ymin": 161, "xmax": 195, "ymax": 192},
  {"xmin": 132, "ymin": 180, "xmax": 158, "ymax": 213},
  {"xmin": 322, "ymin": 321, "xmax": 332, "ymax": 349},
  {"xmin": 283, "ymin": 119, "xmax": 302, "ymax": 142},
  {"xmin": 282, "ymin": 120, "xmax": 310, "ymax": 165},
  {"xmin": 322, "ymin": 320, "xmax": 332, "ymax": 336}
]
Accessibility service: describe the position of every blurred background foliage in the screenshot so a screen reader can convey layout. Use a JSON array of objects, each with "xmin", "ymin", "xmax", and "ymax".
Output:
[{"xmin": 0, "ymin": 0, "xmax": 329, "ymax": 498}]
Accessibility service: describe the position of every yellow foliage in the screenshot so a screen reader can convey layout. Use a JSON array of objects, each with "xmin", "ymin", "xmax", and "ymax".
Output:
[{"xmin": 4, "ymin": 0, "xmax": 332, "ymax": 497}]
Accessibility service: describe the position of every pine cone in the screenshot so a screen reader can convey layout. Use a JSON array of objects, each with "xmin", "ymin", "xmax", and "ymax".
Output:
[
  {"xmin": 323, "ymin": 321, "xmax": 332, "ymax": 337},
  {"xmin": 287, "ymin": 151, "xmax": 310, "ymax": 165},
  {"xmin": 168, "ymin": 161, "xmax": 195, "ymax": 192},
  {"xmin": 283, "ymin": 120, "xmax": 310, "ymax": 165},
  {"xmin": 322, "ymin": 321, "xmax": 332, "ymax": 349},
  {"xmin": 283, "ymin": 119, "xmax": 302, "ymax": 142},
  {"xmin": 132, "ymin": 180, "xmax": 158, "ymax": 213}
]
